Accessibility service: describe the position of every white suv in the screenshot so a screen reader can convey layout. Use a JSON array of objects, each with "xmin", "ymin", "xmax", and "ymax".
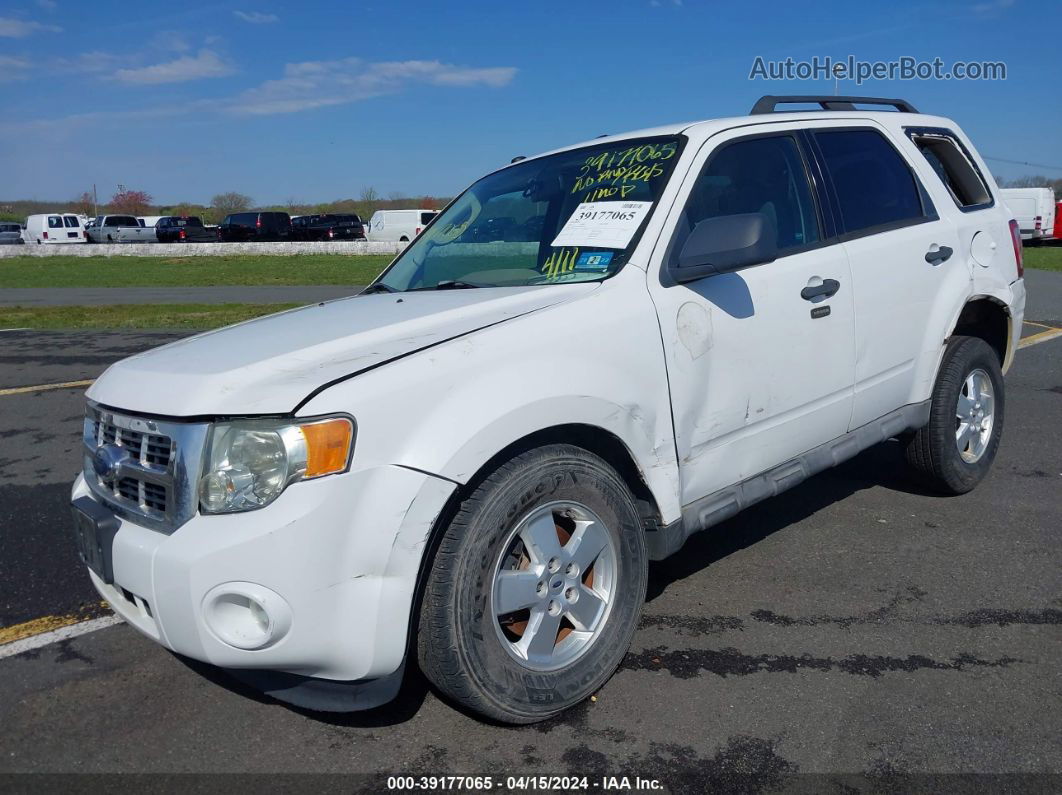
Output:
[{"xmin": 72, "ymin": 96, "xmax": 1026, "ymax": 723}]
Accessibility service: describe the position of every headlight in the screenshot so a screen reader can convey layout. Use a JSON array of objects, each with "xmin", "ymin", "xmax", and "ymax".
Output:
[{"xmin": 199, "ymin": 416, "xmax": 354, "ymax": 514}]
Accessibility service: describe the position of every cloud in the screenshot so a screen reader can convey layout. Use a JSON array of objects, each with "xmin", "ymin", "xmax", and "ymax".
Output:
[
  {"xmin": 0, "ymin": 54, "xmax": 31, "ymax": 81},
  {"xmin": 54, "ymin": 50, "xmax": 129, "ymax": 73},
  {"xmin": 35, "ymin": 0, "xmax": 57, "ymax": 10},
  {"xmin": 230, "ymin": 57, "xmax": 517, "ymax": 115},
  {"xmin": 0, "ymin": 17, "xmax": 62, "ymax": 37},
  {"xmin": 1, "ymin": 56, "xmax": 517, "ymax": 135},
  {"xmin": 113, "ymin": 49, "xmax": 234, "ymax": 84},
  {"xmin": 233, "ymin": 10, "xmax": 278, "ymax": 23},
  {"xmin": 972, "ymin": 0, "xmax": 1015, "ymax": 15},
  {"xmin": 150, "ymin": 30, "xmax": 192, "ymax": 52}
]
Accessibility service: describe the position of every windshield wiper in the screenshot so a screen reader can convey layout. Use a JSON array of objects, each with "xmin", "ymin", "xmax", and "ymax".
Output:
[
  {"xmin": 410, "ymin": 280, "xmax": 485, "ymax": 291},
  {"xmin": 361, "ymin": 282, "xmax": 398, "ymax": 294}
]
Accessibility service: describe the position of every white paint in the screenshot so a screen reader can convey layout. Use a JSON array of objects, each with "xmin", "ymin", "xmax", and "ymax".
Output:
[
  {"xmin": 70, "ymin": 108, "xmax": 1026, "ymax": 698},
  {"xmin": 88, "ymin": 286, "xmax": 590, "ymax": 416},
  {"xmin": 0, "ymin": 615, "xmax": 123, "ymax": 660},
  {"xmin": 676, "ymin": 301, "xmax": 712, "ymax": 359}
]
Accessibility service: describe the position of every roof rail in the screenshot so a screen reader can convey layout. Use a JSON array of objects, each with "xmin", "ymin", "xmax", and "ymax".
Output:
[{"xmin": 750, "ymin": 95, "xmax": 919, "ymax": 115}]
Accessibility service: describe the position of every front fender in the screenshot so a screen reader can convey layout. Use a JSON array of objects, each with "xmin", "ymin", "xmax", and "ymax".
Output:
[{"xmin": 299, "ymin": 269, "xmax": 682, "ymax": 525}]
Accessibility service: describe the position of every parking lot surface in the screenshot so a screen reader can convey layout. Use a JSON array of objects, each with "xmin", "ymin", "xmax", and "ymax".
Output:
[{"xmin": 0, "ymin": 280, "xmax": 1060, "ymax": 786}]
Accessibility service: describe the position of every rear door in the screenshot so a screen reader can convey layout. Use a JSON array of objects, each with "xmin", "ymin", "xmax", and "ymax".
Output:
[
  {"xmin": 46, "ymin": 214, "xmax": 64, "ymax": 242},
  {"xmin": 62, "ymin": 215, "xmax": 83, "ymax": 242},
  {"xmin": 810, "ymin": 126, "xmax": 962, "ymax": 428},
  {"xmin": 648, "ymin": 125, "xmax": 856, "ymax": 504}
]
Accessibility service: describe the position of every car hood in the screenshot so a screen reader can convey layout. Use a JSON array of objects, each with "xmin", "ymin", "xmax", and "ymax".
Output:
[{"xmin": 88, "ymin": 285, "xmax": 595, "ymax": 417}]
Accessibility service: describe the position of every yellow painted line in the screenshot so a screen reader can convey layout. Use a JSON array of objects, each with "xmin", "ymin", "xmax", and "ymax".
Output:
[
  {"xmin": 0, "ymin": 601, "xmax": 112, "ymax": 646},
  {"xmin": 0, "ymin": 614, "xmax": 85, "ymax": 645},
  {"xmin": 1019, "ymin": 327, "xmax": 1062, "ymax": 350},
  {"xmin": 1023, "ymin": 321, "xmax": 1052, "ymax": 329},
  {"xmin": 0, "ymin": 378, "xmax": 94, "ymax": 397}
]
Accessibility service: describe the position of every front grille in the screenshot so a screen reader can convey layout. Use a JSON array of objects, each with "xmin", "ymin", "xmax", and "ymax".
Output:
[
  {"xmin": 83, "ymin": 403, "xmax": 210, "ymax": 534},
  {"xmin": 93, "ymin": 419, "xmax": 174, "ymax": 468}
]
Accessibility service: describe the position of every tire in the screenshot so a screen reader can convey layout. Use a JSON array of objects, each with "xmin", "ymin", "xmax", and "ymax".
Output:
[
  {"xmin": 904, "ymin": 335, "xmax": 1004, "ymax": 494},
  {"xmin": 418, "ymin": 444, "xmax": 647, "ymax": 723}
]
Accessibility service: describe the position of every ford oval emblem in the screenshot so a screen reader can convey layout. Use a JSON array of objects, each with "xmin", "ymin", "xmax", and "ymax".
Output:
[{"xmin": 92, "ymin": 444, "xmax": 128, "ymax": 480}]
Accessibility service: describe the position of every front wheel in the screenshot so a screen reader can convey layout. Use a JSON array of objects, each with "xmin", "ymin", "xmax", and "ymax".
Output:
[
  {"xmin": 904, "ymin": 335, "xmax": 1005, "ymax": 494},
  {"xmin": 418, "ymin": 445, "xmax": 647, "ymax": 723}
]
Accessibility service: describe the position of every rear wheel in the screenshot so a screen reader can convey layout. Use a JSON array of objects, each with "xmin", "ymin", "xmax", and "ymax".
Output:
[
  {"xmin": 904, "ymin": 335, "xmax": 1004, "ymax": 494},
  {"xmin": 418, "ymin": 445, "xmax": 647, "ymax": 723}
]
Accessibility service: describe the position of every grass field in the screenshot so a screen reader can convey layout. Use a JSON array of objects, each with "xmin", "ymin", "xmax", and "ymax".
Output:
[
  {"xmin": 0, "ymin": 303, "xmax": 298, "ymax": 329},
  {"xmin": 1023, "ymin": 246, "xmax": 1062, "ymax": 272},
  {"xmin": 0, "ymin": 254, "xmax": 392, "ymax": 288}
]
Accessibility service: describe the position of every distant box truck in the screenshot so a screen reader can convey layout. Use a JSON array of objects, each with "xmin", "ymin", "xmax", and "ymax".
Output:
[{"xmin": 1000, "ymin": 187, "xmax": 1056, "ymax": 243}]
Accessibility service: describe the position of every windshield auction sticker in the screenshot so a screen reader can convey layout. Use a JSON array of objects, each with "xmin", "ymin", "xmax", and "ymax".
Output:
[{"xmin": 551, "ymin": 201, "xmax": 653, "ymax": 249}]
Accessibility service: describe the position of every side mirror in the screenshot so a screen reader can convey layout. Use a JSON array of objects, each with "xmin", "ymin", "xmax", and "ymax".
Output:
[{"xmin": 671, "ymin": 212, "xmax": 777, "ymax": 283}]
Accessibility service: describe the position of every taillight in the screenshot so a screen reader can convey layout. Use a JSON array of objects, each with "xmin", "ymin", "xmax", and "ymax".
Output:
[
  {"xmin": 415, "ymin": 227, "xmax": 421, "ymax": 236},
  {"xmin": 328, "ymin": 228, "xmax": 335, "ymax": 239},
  {"xmin": 256, "ymin": 218, "xmax": 262, "ymax": 228},
  {"xmin": 42, "ymin": 231, "xmax": 48, "ymax": 239},
  {"xmin": 1033, "ymin": 216, "xmax": 1042, "ymax": 231},
  {"xmin": 1008, "ymin": 219, "xmax": 1024, "ymax": 279},
  {"xmin": 179, "ymin": 228, "xmax": 186, "ymax": 240},
  {"xmin": 82, "ymin": 230, "xmax": 86, "ymax": 238}
]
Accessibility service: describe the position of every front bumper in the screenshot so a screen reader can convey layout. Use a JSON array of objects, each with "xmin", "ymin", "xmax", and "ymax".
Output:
[{"xmin": 72, "ymin": 463, "xmax": 455, "ymax": 691}]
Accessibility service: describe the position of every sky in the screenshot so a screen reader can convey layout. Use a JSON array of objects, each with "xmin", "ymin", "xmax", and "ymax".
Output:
[{"xmin": 1, "ymin": 0, "xmax": 1059, "ymax": 206}]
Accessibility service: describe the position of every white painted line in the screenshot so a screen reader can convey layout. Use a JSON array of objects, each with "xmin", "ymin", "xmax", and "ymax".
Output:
[
  {"xmin": 0, "ymin": 327, "xmax": 31, "ymax": 332},
  {"xmin": 1018, "ymin": 327, "xmax": 1062, "ymax": 350},
  {"xmin": 0, "ymin": 615, "xmax": 123, "ymax": 660}
]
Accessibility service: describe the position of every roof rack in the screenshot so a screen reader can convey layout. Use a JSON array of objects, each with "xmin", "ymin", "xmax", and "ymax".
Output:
[{"xmin": 750, "ymin": 95, "xmax": 919, "ymax": 115}]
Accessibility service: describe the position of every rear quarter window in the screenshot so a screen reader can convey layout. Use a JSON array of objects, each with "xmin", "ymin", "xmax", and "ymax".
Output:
[
  {"xmin": 48, "ymin": 216, "xmax": 63, "ymax": 228},
  {"xmin": 814, "ymin": 128, "xmax": 929, "ymax": 236},
  {"xmin": 906, "ymin": 128, "xmax": 992, "ymax": 210}
]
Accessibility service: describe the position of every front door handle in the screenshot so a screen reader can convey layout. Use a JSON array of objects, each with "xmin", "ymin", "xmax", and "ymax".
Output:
[
  {"xmin": 801, "ymin": 278, "xmax": 840, "ymax": 301},
  {"xmin": 925, "ymin": 245, "xmax": 953, "ymax": 265}
]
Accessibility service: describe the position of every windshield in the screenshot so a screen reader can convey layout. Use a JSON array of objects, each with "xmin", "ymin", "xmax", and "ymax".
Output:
[{"xmin": 378, "ymin": 135, "xmax": 684, "ymax": 290}]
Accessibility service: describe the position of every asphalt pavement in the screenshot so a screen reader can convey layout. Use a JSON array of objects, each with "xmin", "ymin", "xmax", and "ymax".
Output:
[{"xmin": 0, "ymin": 278, "xmax": 1059, "ymax": 786}]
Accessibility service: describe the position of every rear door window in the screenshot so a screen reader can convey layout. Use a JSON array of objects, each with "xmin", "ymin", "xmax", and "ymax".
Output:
[
  {"xmin": 813, "ymin": 129, "xmax": 929, "ymax": 236},
  {"xmin": 420, "ymin": 212, "xmax": 437, "ymax": 226},
  {"xmin": 63, "ymin": 216, "xmax": 80, "ymax": 227}
]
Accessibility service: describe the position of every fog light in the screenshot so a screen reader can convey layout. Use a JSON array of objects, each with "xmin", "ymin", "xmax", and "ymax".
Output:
[{"xmin": 202, "ymin": 583, "xmax": 292, "ymax": 651}]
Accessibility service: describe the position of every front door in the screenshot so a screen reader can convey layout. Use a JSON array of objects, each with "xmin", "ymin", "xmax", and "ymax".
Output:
[{"xmin": 647, "ymin": 126, "xmax": 856, "ymax": 505}]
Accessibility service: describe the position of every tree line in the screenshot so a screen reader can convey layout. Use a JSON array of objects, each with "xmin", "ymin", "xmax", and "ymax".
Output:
[{"xmin": 0, "ymin": 187, "xmax": 447, "ymax": 224}]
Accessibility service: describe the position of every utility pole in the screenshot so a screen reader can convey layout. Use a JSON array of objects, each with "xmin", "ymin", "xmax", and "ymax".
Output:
[{"xmin": 92, "ymin": 184, "xmax": 97, "ymax": 217}]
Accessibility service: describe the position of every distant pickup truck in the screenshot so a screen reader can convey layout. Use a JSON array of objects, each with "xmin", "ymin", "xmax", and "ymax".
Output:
[
  {"xmin": 292, "ymin": 213, "xmax": 366, "ymax": 241},
  {"xmin": 155, "ymin": 216, "xmax": 215, "ymax": 243},
  {"xmin": 84, "ymin": 215, "xmax": 143, "ymax": 243}
]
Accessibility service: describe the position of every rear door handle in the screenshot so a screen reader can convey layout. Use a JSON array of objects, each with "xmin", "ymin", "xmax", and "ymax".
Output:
[
  {"xmin": 925, "ymin": 245, "xmax": 953, "ymax": 265},
  {"xmin": 801, "ymin": 278, "xmax": 840, "ymax": 301}
]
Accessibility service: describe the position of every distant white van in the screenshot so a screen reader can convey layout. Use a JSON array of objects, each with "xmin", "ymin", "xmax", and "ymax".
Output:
[
  {"xmin": 367, "ymin": 209, "xmax": 439, "ymax": 243},
  {"xmin": 24, "ymin": 213, "xmax": 86, "ymax": 244},
  {"xmin": 1000, "ymin": 187, "xmax": 1056, "ymax": 242}
]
